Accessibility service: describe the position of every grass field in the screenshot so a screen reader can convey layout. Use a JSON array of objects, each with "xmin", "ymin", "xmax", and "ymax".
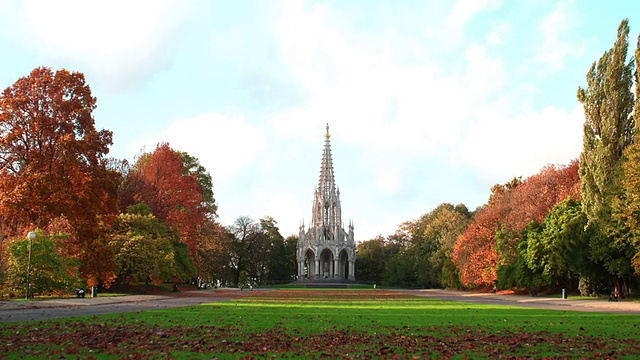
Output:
[{"xmin": 1, "ymin": 289, "xmax": 639, "ymax": 359}]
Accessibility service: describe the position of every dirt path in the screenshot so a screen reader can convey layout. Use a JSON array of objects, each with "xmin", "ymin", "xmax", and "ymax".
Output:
[
  {"xmin": 0, "ymin": 289, "xmax": 267, "ymax": 323},
  {"xmin": 396, "ymin": 289, "xmax": 640, "ymax": 314}
]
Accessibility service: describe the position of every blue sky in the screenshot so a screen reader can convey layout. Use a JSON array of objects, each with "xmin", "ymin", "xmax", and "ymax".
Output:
[{"xmin": 0, "ymin": 1, "xmax": 638, "ymax": 240}]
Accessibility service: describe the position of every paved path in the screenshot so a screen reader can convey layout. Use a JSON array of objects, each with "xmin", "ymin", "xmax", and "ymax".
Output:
[
  {"xmin": 2, "ymin": 288, "xmax": 640, "ymax": 324},
  {"xmin": 397, "ymin": 289, "xmax": 640, "ymax": 314},
  {"xmin": 0, "ymin": 289, "xmax": 266, "ymax": 323}
]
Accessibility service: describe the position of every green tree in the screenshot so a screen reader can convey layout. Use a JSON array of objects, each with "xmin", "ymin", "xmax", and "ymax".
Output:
[
  {"xmin": 228, "ymin": 216, "xmax": 270, "ymax": 286},
  {"xmin": 578, "ymin": 19, "xmax": 634, "ymax": 221},
  {"xmin": 524, "ymin": 200, "xmax": 591, "ymax": 289},
  {"xmin": 261, "ymin": 217, "xmax": 296, "ymax": 284},
  {"xmin": 181, "ymin": 152, "xmax": 218, "ymax": 217},
  {"xmin": 577, "ymin": 19, "xmax": 636, "ymax": 295},
  {"xmin": 408, "ymin": 204, "xmax": 471, "ymax": 288},
  {"xmin": 614, "ymin": 144, "xmax": 640, "ymax": 273},
  {"xmin": 441, "ymin": 257, "xmax": 463, "ymax": 289},
  {"xmin": 382, "ymin": 252, "xmax": 415, "ymax": 287},
  {"xmin": 4, "ymin": 231, "xmax": 81, "ymax": 297},
  {"xmin": 108, "ymin": 203, "xmax": 176, "ymax": 285},
  {"xmin": 514, "ymin": 221, "xmax": 545, "ymax": 293},
  {"xmin": 171, "ymin": 240, "xmax": 196, "ymax": 283},
  {"xmin": 356, "ymin": 236, "xmax": 386, "ymax": 283},
  {"xmin": 377, "ymin": 230, "xmax": 412, "ymax": 286}
]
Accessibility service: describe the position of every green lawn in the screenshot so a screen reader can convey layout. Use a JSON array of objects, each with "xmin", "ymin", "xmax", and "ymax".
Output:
[{"xmin": 1, "ymin": 289, "xmax": 639, "ymax": 359}]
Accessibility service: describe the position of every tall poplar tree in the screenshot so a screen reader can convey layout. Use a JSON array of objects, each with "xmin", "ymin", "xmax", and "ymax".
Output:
[
  {"xmin": 611, "ymin": 34, "xmax": 640, "ymax": 277},
  {"xmin": 578, "ymin": 19, "xmax": 634, "ymax": 222},
  {"xmin": 577, "ymin": 19, "xmax": 635, "ymax": 292}
]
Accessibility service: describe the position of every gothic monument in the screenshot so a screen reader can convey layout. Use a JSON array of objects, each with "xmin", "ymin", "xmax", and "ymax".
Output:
[{"xmin": 297, "ymin": 124, "xmax": 356, "ymax": 281}]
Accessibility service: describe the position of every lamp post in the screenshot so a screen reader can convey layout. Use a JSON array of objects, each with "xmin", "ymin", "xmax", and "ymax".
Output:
[{"xmin": 25, "ymin": 231, "xmax": 36, "ymax": 300}]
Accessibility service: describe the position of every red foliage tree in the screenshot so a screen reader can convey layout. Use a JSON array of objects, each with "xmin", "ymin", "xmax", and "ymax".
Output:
[
  {"xmin": 452, "ymin": 161, "xmax": 580, "ymax": 287},
  {"xmin": 504, "ymin": 161, "xmax": 580, "ymax": 234},
  {"xmin": 452, "ymin": 207, "xmax": 501, "ymax": 286},
  {"xmin": 0, "ymin": 67, "xmax": 119, "ymax": 285},
  {"xmin": 132, "ymin": 143, "xmax": 208, "ymax": 255}
]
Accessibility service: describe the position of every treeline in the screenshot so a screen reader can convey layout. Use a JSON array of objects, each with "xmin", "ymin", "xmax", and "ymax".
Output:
[
  {"xmin": 357, "ymin": 19, "xmax": 640, "ymax": 297},
  {"xmin": 0, "ymin": 67, "xmax": 296, "ymax": 297}
]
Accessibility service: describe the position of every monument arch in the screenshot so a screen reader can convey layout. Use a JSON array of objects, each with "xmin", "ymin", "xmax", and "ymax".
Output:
[{"xmin": 297, "ymin": 124, "xmax": 356, "ymax": 281}]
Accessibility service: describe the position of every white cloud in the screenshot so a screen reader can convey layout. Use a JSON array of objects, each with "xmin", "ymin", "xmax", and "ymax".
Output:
[
  {"xmin": 536, "ymin": 0, "xmax": 584, "ymax": 70},
  {"xmin": 448, "ymin": 0, "xmax": 500, "ymax": 35},
  {"xmin": 273, "ymin": 2, "xmax": 469, "ymax": 157},
  {"xmin": 376, "ymin": 168, "xmax": 402, "ymax": 195},
  {"xmin": 251, "ymin": 190, "xmax": 306, "ymax": 237},
  {"xmin": 22, "ymin": 0, "xmax": 192, "ymax": 91},
  {"xmin": 0, "ymin": 0, "xmax": 18, "ymax": 15},
  {"xmin": 486, "ymin": 23, "xmax": 511, "ymax": 46},
  {"xmin": 134, "ymin": 113, "xmax": 266, "ymax": 182},
  {"xmin": 457, "ymin": 104, "xmax": 584, "ymax": 181},
  {"xmin": 463, "ymin": 43, "xmax": 506, "ymax": 96}
]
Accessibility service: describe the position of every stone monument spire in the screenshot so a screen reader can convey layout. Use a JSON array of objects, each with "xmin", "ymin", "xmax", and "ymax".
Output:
[
  {"xmin": 297, "ymin": 124, "xmax": 355, "ymax": 282},
  {"xmin": 319, "ymin": 123, "xmax": 335, "ymax": 199},
  {"xmin": 312, "ymin": 124, "xmax": 341, "ymax": 234}
]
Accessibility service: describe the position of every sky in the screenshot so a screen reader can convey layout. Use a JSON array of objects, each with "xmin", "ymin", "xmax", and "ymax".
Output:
[{"xmin": 0, "ymin": 0, "xmax": 638, "ymax": 241}]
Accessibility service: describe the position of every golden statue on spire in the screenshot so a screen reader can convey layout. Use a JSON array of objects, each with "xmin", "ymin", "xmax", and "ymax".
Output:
[{"xmin": 325, "ymin": 123, "xmax": 330, "ymax": 139}]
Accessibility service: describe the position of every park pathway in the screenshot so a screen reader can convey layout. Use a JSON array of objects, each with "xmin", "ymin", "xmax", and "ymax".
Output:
[
  {"xmin": 0, "ymin": 288, "xmax": 266, "ymax": 323},
  {"xmin": 397, "ymin": 289, "xmax": 640, "ymax": 314},
  {"xmin": 2, "ymin": 288, "xmax": 640, "ymax": 323}
]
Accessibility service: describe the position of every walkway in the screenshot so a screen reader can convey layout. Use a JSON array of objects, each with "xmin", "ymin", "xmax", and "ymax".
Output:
[
  {"xmin": 397, "ymin": 289, "xmax": 640, "ymax": 314},
  {"xmin": 0, "ymin": 288, "xmax": 265, "ymax": 323},
  {"xmin": 2, "ymin": 288, "xmax": 640, "ymax": 323}
]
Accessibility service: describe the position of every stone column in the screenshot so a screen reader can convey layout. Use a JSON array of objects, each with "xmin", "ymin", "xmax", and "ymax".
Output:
[
  {"xmin": 315, "ymin": 258, "xmax": 320, "ymax": 280},
  {"xmin": 334, "ymin": 258, "xmax": 340, "ymax": 280},
  {"xmin": 348, "ymin": 260, "xmax": 355, "ymax": 281}
]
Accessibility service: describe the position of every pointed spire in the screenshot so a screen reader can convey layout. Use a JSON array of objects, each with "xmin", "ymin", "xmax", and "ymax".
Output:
[{"xmin": 319, "ymin": 123, "xmax": 335, "ymax": 193}]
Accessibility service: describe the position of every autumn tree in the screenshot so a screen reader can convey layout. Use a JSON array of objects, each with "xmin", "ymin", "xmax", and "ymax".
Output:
[
  {"xmin": 0, "ymin": 67, "xmax": 119, "ymax": 286},
  {"xmin": 577, "ymin": 19, "xmax": 636, "ymax": 295},
  {"xmin": 452, "ymin": 205, "xmax": 501, "ymax": 286},
  {"xmin": 454, "ymin": 162, "xmax": 580, "ymax": 288},
  {"xmin": 195, "ymin": 220, "xmax": 232, "ymax": 286},
  {"xmin": 495, "ymin": 162, "xmax": 581, "ymax": 266},
  {"xmin": 130, "ymin": 143, "xmax": 211, "ymax": 255}
]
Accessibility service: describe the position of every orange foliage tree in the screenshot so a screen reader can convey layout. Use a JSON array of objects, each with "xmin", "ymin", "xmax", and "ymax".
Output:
[
  {"xmin": 452, "ymin": 207, "xmax": 501, "ymax": 286},
  {"xmin": 452, "ymin": 161, "xmax": 580, "ymax": 287},
  {"xmin": 130, "ymin": 143, "xmax": 211, "ymax": 256},
  {"xmin": 0, "ymin": 67, "xmax": 119, "ymax": 286}
]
